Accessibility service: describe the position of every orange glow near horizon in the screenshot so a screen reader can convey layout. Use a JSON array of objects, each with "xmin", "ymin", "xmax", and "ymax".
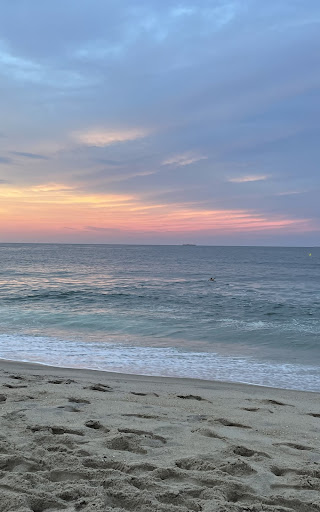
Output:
[{"xmin": 0, "ymin": 183, "xmax": 313, "ymax": 241}]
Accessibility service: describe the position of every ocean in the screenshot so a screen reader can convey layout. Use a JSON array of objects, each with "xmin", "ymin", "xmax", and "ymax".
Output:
[{"xmin": 0, "ymin": 243, "xmax": 319, "ymax": 391}]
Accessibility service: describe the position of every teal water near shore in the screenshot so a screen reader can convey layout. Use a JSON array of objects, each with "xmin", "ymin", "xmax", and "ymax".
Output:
[{"xmin": 0, "ymin": 243, "xmax": 319, "ymax": 391}]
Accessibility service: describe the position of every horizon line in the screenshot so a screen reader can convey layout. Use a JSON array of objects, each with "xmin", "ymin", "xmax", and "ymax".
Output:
[{"xmin": 0, "ymin": 242, "xmax": 318, "ymax": 248}]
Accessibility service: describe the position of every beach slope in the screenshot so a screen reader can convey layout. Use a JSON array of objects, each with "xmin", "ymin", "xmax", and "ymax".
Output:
[{"xmin": 0, "ymin": 360, "xmax": 319, "ymax": 511}]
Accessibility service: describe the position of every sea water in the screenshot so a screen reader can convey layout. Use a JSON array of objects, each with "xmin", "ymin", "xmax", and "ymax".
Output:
[{"xmin": 0, "ymin": 244, "xmax": 319, "ymax": 391}]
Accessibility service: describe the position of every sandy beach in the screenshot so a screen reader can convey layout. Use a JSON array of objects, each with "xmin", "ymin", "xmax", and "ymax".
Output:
[{"xmin": 0, "ymin": 360, "xmax": 319, "ymax": 512}]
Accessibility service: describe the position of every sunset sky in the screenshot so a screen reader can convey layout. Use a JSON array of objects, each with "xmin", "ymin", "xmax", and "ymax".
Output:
[{"xmin": 0, "ymin": 1, "xmax": 319, "ymax": 245}]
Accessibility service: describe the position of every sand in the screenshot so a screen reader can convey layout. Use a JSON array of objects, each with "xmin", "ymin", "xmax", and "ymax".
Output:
[{"xmin": 0, "ymin": 360, "xmax": 319, "ymax": 512}]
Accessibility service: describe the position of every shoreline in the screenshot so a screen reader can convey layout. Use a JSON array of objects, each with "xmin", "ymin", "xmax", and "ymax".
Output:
[
  {"xmin": 1, "ymin": 356, "xmax": 319, "ymax": 395},
  {"xmin": 0, "ymin": 358, "xmax": 320, "ymax": 511}
]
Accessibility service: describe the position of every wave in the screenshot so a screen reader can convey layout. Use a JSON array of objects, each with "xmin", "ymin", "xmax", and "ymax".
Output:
[
  {"xmin": 217, "ymin": 317, "xmax": 320, "ymax": 335},
  {"xmin": 0, "ymin": 333, "xmax": 319, "ymax": 392},
  {"xmin": 3, "ymin": 290, "xmax": 153, "ymax": 303},
  {"xmin": 5, "ymin": 290, "xmax": 86, "ymax": 302}
]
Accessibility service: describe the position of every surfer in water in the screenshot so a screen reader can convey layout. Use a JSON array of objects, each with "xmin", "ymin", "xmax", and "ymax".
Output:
[{"xmin": 209, "ymin": 277, "xmax": 215, "ymax": 281}]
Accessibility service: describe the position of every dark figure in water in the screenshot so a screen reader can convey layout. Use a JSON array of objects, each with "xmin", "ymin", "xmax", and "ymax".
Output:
[{"xmin": 209, "ymin": 277, "xmax": 215, "ymax": 281}]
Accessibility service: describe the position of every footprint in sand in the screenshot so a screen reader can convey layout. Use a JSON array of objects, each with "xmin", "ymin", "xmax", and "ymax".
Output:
[
  {"xmin": 28, "ymin": 425, "xmax": 84, "ymax": 436},
  {"xmin": 130, "ymin": 391, "xmax": 159, "ymax": 397},
  {"xmin": 68, "ymin": 397, "xmax": 90, "ymax": 404},
  {"xmin": 49, "ymin": 469, "xmax": 89, "ymax": 482},
  {"xmin": 122, "ymin": 413, "xmax": 162, "ymax": 420},
  {"xmin": 273, "ymin": 442, "xmax": 313, "ymax": 451},
  {"xmin": 48, "ymin": 378, "xmax": 75, "ymax": 385},
  {"xmin": 57, "ymin": 405, "xmax": 81, "ymax": 413},
  {"xmin": 85, "ymin": 383, "xmax": 112, "ymax": 392},
  {"xmin": 0, "ymin": 456, "xmax": 41, "ymax": 473},
  {"xmin": 187, "ymin": 414, "xmax": 208, "ymax": 423},
  {"xmin": 3, "ymin": 383, "xmax": 28, "ymax": 389},
  {"xmin": 220, "ymin": 460, "xmax": 256, "ymax": 476},
  {"xmin": 118, "ymin": 428, "xmax": 166, "ymax": 444},
  {"xmin": 233, "ymin": 445, "xmax": 271, "ymax": 459},
  {"xmin": 175, "ymin": 457, "xmax": 218, "ymax": 471},
  {"xmin": 106, "ymin": 428, "xmax": 166, "ymax": 454},
  {"xmin": 261, "ymin": 399, "xmax": 293, "ymax": 407},
  {"xmin": 177, "ymin": 394, "xmax": 210, "ymax": 402},
  {"xmin": 271, "ymin": 466, "xmax": 295, "ymax": 476},
  {"xmin": 214, "ymin": 418, "xmax": 252, "ymax": 429},
  {"xmin": 85, "ymin": 420, "xmax": 110, "ymax": 432},
  {"xmin": 242, "ymin": 407, "xmax": 273, "ymax": 414},
  {"xmin": 192, "ymin": 428, "xmax": 224, "ymax": 440},
  {"xmin": 106, "ymin": 434, "xmax": 147, "ymax": 454}
]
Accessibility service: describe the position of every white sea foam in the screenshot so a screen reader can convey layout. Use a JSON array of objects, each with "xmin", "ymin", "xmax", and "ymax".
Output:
[{"xmin": 0, "ymin": 333, "xmax": 319, "ymax": 392}]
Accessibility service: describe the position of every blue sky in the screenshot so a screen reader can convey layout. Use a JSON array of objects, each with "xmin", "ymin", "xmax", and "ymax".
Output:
[{"xmin": 0, "ymin": 1, "xmax": 319, "ymax": 245}]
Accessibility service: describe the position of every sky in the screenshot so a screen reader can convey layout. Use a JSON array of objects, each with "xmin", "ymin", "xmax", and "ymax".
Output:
[{"xmin": 0, "ymin": 0, "xmax": 319, "ymax": 245}]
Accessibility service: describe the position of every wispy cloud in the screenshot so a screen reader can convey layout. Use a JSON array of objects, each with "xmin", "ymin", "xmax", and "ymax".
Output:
[
  {"xmin": 171, "ymin": 7, "xmax": 196, "ymax": 17},
  {"xmin": 0, "ymin": 183, "xmax": 134, "ymax": 207},
  {"xmin": 0, "ymin": 43, "xmax": 42, "ymax": 82},
  {"xmin": 30, "ymin": 183, "xmax": 74, "ymax": 193},
  {"xmin": 0, "ymin": 181, "xmax": 315, "ymax": 242},
  {"xmin": 228, "ymin": 175, "xmax": 269, "ymax": 183},
  {"xmin": 0, "ymin": 41, "xmax": 90, "ymax": 87},
  {"xmin": 0, "ymin": 156, "xmax": 12, "ymax": 164},
  {"xmin": 162, "ymin": 153, "xmax": 207, "ymax": 167},
  {"xmin": 275, "ymin": 190, "xmax": 306, "ymax": 196},
  {"xmin": 73, "ymin": 128, "xmax": 150, "ymax": 147},
  {"xmin": 11, "ymin": 151, "xmax": 49, "ymax": 160},
  {"xmin": 85, "ymin": 226, "xmax": 121, "ymax": 233}
]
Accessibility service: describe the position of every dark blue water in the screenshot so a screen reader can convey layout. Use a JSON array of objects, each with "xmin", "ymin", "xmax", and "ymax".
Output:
[{"xmin": 0, "ymin": 244, "xmax": 319, "ymax": 390}]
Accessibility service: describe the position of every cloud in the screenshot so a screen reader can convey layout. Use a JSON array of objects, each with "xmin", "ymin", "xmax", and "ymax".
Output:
[
  {"xmin": 171, "ymin": 7, "xmax": 196, "ymax": 17},
  {"xmin": 228, "ymin": 175, "xmax": 269, "ymax": 183},
  {"xmin": 0, "ymin": 41, "xmax": 90, "ymax": 88},
  {"xmin": 73, "ymin": 128, "xmax": 150, "ymax": 147},
  {"xmin": 0, "ymin": 156, "xmax": 12, "ymax": 164},
  {"xmin": 92, "ymin": 158, "xmax": 122, "ymax": 166},
  {"xmin": 275, "ymin": 190, "xmax": 306, "ymax": 196},
  {"xmin": 0, "ymin": 181, "xmax": 312, "ymax": 232},
  {"xmin": 0, "ymin": 42, "xmax": 42, "ymax": 82},
  {"xmin": 0, "ymin": 1, "xmax": 319, "ymax": 243},
  {"xmin": 11, "ymin": 151, "xmax": 49, "ymax": 160},
  {"xmin": 85, "ymin": 226, "xmax": 121, "ymax": 233},
  {"xmin": 30, "ymin": 183, "xmax": 74, "ymax": 193},
  {"xmin": 162, "ymin": 153, "xmax": 208, "ymax": 167}
]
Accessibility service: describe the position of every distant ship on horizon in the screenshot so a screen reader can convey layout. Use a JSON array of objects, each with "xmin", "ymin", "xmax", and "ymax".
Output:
[{"xmin": 182, "ymin": 243, "xmax": 197, "ymax": 246}]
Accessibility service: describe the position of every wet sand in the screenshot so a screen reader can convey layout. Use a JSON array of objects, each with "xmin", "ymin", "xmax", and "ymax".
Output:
[{"xmin": 0, "ymin": 359, "xmax": 319, "ymax": 511}]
